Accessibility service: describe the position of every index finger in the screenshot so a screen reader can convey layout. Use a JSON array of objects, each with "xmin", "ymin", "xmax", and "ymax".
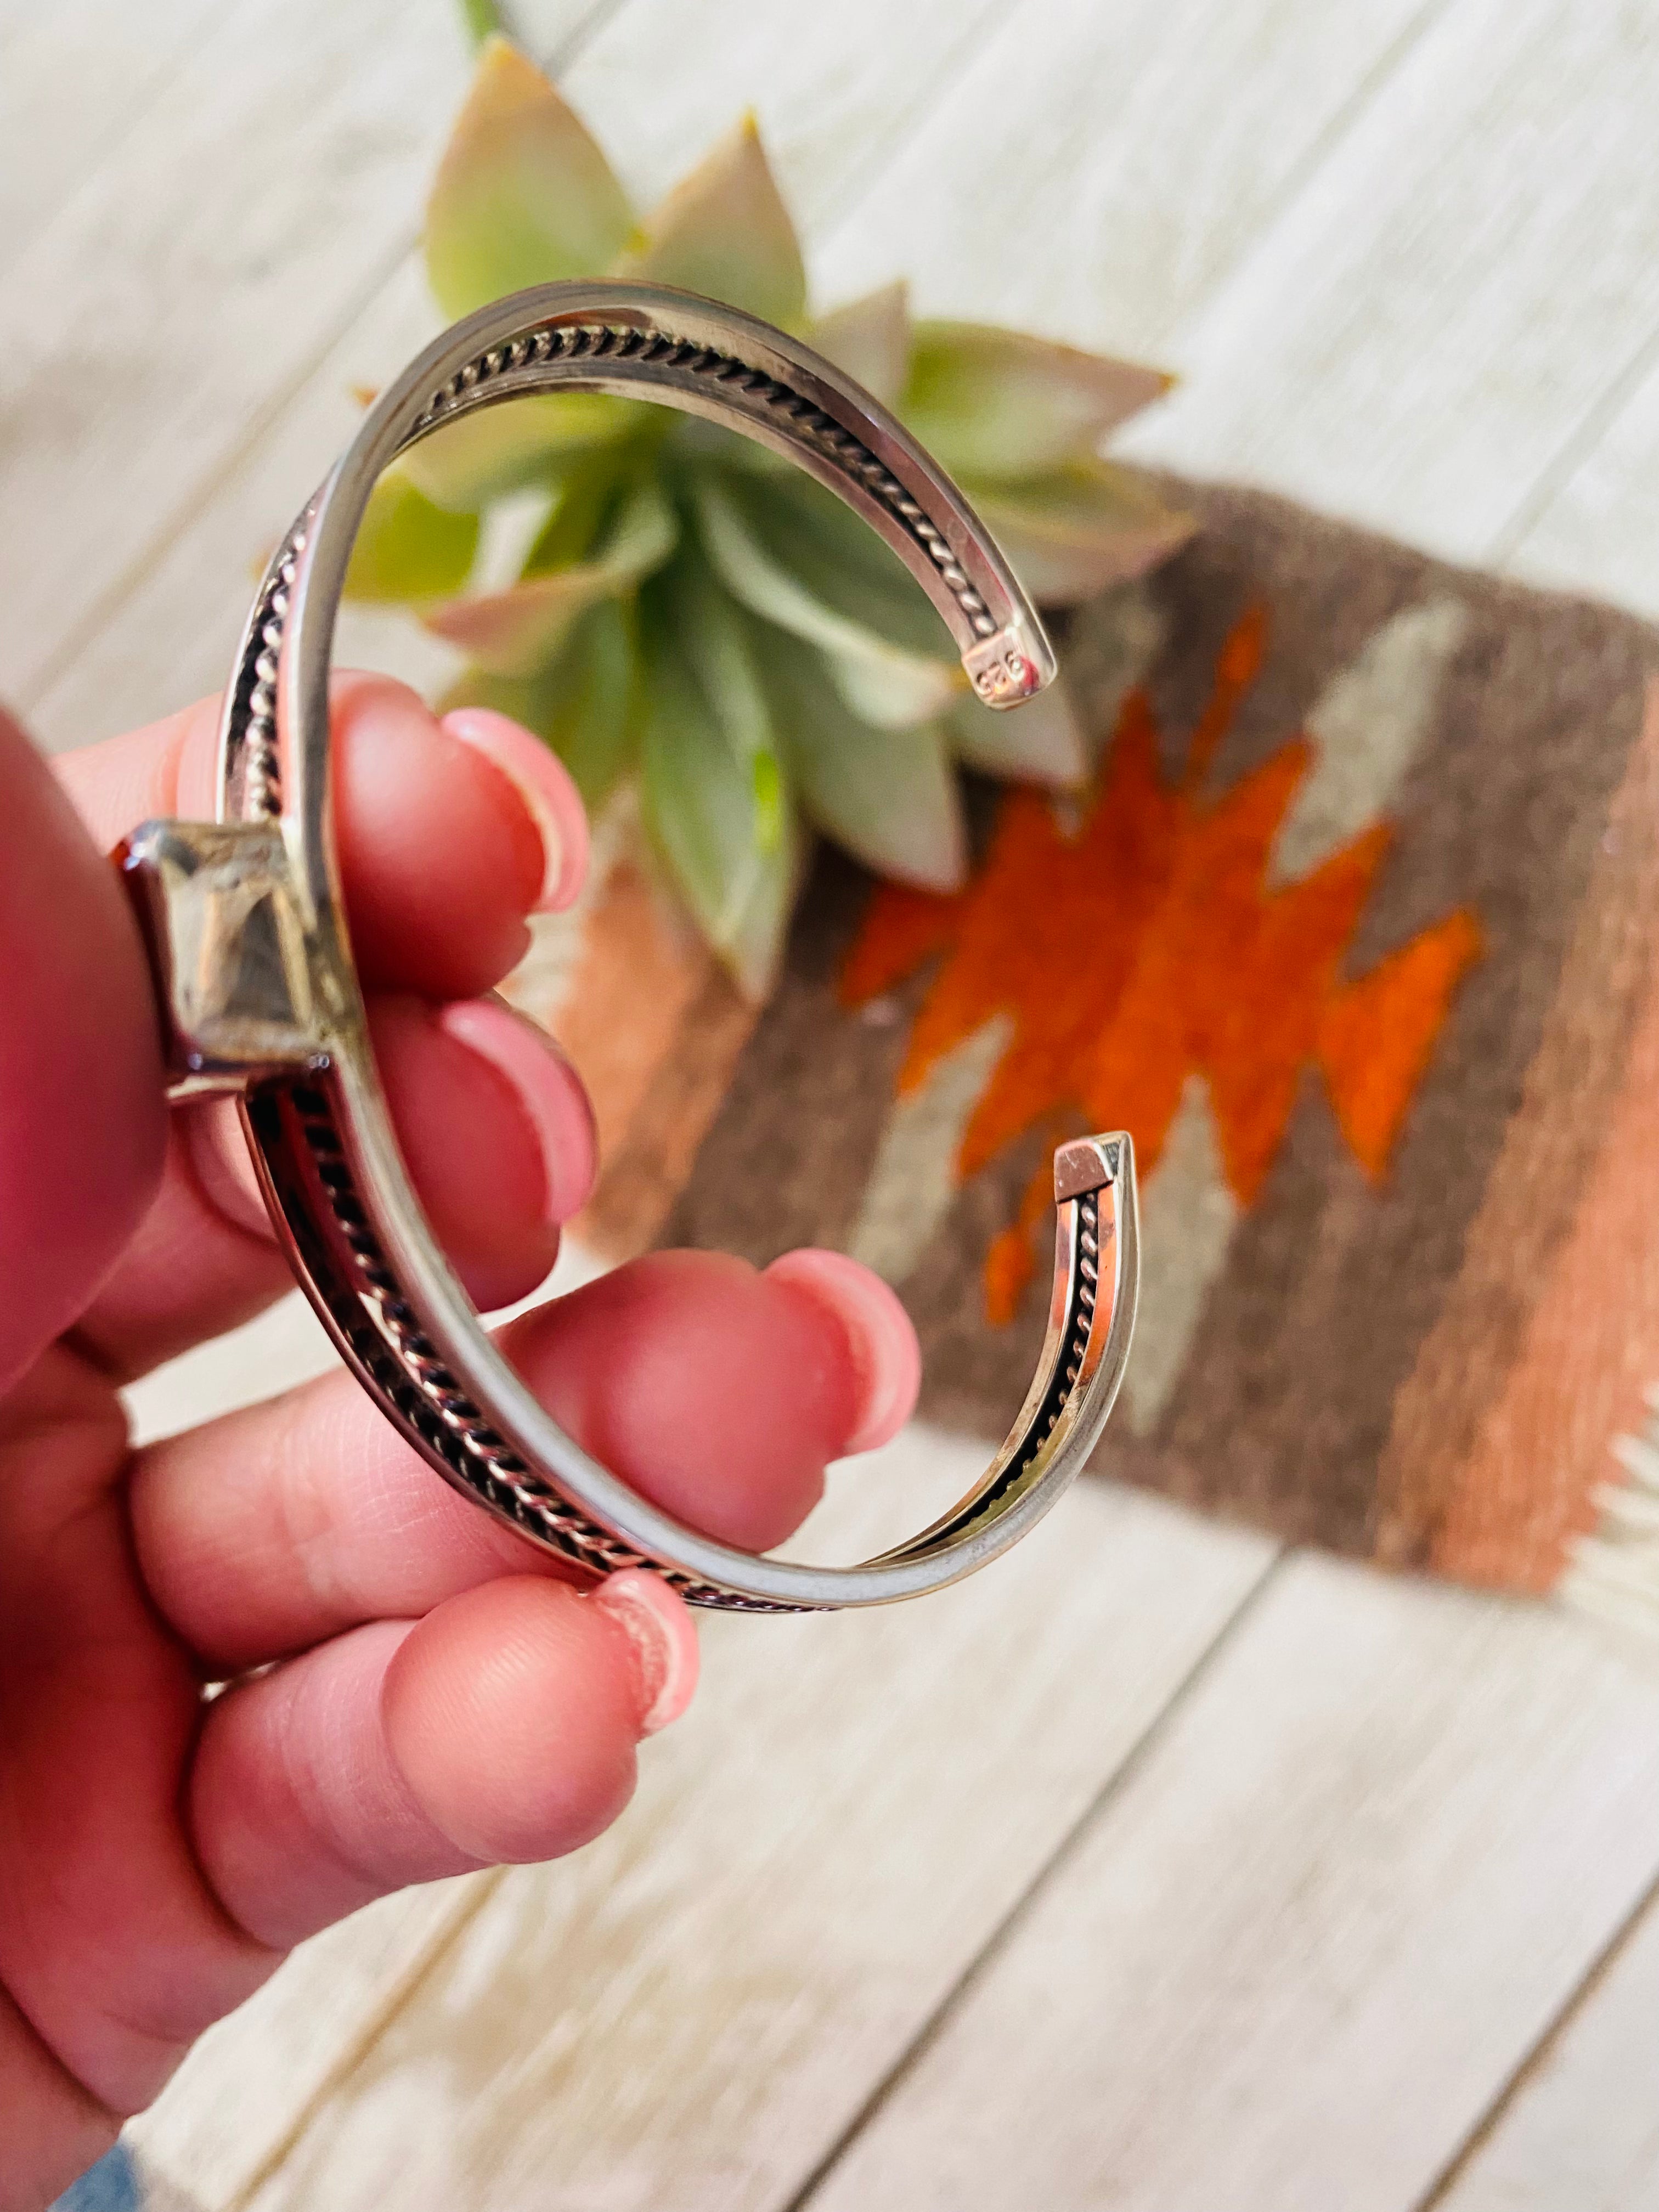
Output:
[
  {"xmin": 55, "ymin": 676, "xmax": 589, "ymax": 1002},
  {"xmin": 130, "ymin": 1246, "xmax": 922, "ymax": 1673}
]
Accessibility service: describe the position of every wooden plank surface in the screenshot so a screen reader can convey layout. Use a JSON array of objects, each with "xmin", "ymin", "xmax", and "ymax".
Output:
[
  {"xmin": 556, "ymin": 0, "xmax": 1019, "ymax": 239},
  {"xmin": 811, "ymin": 0, "xmax": 1445, "ymax": 351},
  {"xmin": 25, "ymin": 256, "xmax": 445, "ymax": 753},
  {"xmin": 1433, "ymin": 1882, "xmax": 1659, "ymax": 2212},
  {"xmin": 195, "ymin": 1471, "xmax": 1269, "ymax": 2212},
  {"xmin": 133, "ymin": 1876, "xmax": 494, "ymax": 2210},
  {"xmin": 785, "ymin": 5, "xmax": 1659, "ymax": 2196},
  {"xmin": 1507, "ymin": 348, "xmax": 1659, "ymax": 621},
  {"xmin": 1113, "ymin": 0, "xmax": 1659, "ymax": 568},
  {"xmin": 7, "ymin": 0, "xmax": 1655, "ymax": 2200},
  {"xmin": 800, "ymin": 1559, "xmax": 1659, "ymax": 2212},
  {"xmin": 0, "ymin": 0, "xmax": 494, "ymax": 709},
  {"xmin": 0, "ymin": 0, "xmax": 220, "ymax": 272},
  {"xmin": 20, "ymin": 0, "xmax": 1016, "ymax": 752}
]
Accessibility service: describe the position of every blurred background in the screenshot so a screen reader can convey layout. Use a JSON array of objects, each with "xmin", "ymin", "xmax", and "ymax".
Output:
[{"xmin": 9, "ymin": 2, "xmax": 1659, "ymax": 2207}]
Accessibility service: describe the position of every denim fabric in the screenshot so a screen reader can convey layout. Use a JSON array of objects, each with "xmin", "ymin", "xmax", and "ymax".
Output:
[{"xmin": 49, "ymin": 2141, "xmax": 141, "ymax": 2211}]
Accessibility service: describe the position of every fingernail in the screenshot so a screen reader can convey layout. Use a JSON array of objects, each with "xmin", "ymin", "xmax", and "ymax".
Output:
[
  {"xmin": 437, "ymin": 997, "xmax": 597, "ymax": 1226},
  {"xmin": 442, "ymin": 707, "xmax": 589, "ymax": 914},
  {"xmin": 764, "ymin": 1248, "xmax": 922, "ymax": 1454},
  {"xmin": 592, "ymin": 1570, "xmax": 699, "ymax": 1735}
]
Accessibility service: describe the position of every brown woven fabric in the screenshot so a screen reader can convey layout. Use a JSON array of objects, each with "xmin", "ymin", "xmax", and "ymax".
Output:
[{"xmin": 548, "ymin": 479, "xmax": 1659, "ymax": 1594}]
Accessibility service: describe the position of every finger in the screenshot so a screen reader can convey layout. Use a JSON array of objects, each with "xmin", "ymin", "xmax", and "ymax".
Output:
[
  {"xmin": 0, "ymin": 703, "xmax": 166, "ymax": 1391},
  {"xmin": 0, "ymin": 1351, "xmax": 275, "ymax": 2124},
  {"xmin": 72, "ymin": 991, "xmax": 597, "ymax": 1379},
  {"xmin": 132, "ymin": 1249, "xmax": 920, "ymax": 1672},
  {"xmin": 0, "ymin": 1981, "xmax": 121, "ymax": 2212},
  {"xmin": 343, "ymin": 699, "xmax": 587, "ymax": 996},
  {"xmin": 189, "ymin": 1571, "xmax": 696, "ymax": 1950},
  {"xmin": 365, "ymin": 994, "xmax": 596, "ymax": 1311},
  {"xmin": 49, "ymin": 678, "xmax": 594, "ymax": 1378},
  {"xmin": 58, "ymin": 681, "xmax": 588, "ymax": 1002}
]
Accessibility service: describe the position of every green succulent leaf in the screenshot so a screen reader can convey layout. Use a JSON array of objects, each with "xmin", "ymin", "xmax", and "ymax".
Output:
[
  {"xmin": 966, "ymin": 459, "xmax": 1195, "ymax": 604},
  {"xmin": 343, "ymin": 465, "xmax": 479, "ymax": 602},
  {"xmin": 441, "ymin": 597, "xmax": 641, "ymax": 811},
  {"xmin": 745, "ymin": 469, "xmax": 956, "ymax": 653},
  {"xmin": 758, "ymin": 626, "xmax": 966, "ymax": 891},
  {"xmin": 661, "ymin": 544, "xmax": 776, "ymax": 792},
  {"xmin": 520, "ymin": 444, "xmax": 644, "ymax": 574},
  {"xmin": 458, "ymin": 0, "xmax": 505, "ymax": 48},
  {"xmin": 726, "ymin": 467, "xmax": 954, "ymax": 656},
  {"xmin": 657, "ymin": 416, "xmax": 793, "ymax": 483},
  {"xmin": 690, "ymin": 471, "xmax": 959, "ymax": 730},
  {"xmin": 426, "ymin": 37, "xmax": 636, "ymax": 320},
  {"xmin": 947, "ymin": 673, "xmax": 1088, "ymax": 787},
  {"xmin": 408, "ymin": 54, "xmax": 1197, "ymax": 980},
  {"xmin": 808, "ymin": 280, "xmax": 912, "ymax": 409},
  {"xmin": 639, "ymin": 551, "xmax": 798, "ymax": 998},
  {"xmin": 400, "ymin": 392, "xmax": 645, "ymax": 512},
  {"xmin": 620, "ymin": 114, "xmax": 806, "ymax": 330},
  {"xmin": 902, "ymin": 321, "xmax": 1172, "ymax": 479},
  {"xmin": 421, "ymin": 475, "xmax": 678, "ymax": 674}
]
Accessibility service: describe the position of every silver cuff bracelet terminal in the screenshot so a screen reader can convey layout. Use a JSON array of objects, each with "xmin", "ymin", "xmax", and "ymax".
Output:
[{"xmin": 115, "ymin": 282, "xmax": 1139, "ymax": 1615}]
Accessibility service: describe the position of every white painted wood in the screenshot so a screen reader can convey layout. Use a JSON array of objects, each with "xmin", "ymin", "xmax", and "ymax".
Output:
[
  {"xmin": 811, "ymin": 0, "xmax": 1443, "ymax": 354},
  {"xmin": 1110, "ymin": 0, "xmax": 1659, "ymax": 568},
  {"xmin": 134, "ymin": 1468, "xmax": 1271, "ymax": 2212},
  {"xmin": 129, "ymin": 1874, "xmax": 495, "ymax": 2210},
  {"xmin": 27, "ymin": 256, "xmax": 444, "ymax": 752},
  {"xmin": 121, "ymin": 1288, "xmax": 340, "ymax": 1447},
  {"xmin": 0, "ymin": 0, "xmax": 220, "ymax": 272},
  {"xmin": 1435, "ymin": 1886, "xmax": 1659, "ymax": 2212},
  {"xmin": 21, "ymin": 0, "xmax": 1019, "ymax": 752},
  {"xmin": 0, "ymin": 0, "xmax": 490, "ymax": 708},
  {"xmin": 786, "ymin": 10, "xmax": 1659, "ymax": 2190},
  {"xmin": 14, "ymin": 0, "xmax": 1023, "ymax": 749},
  {"xmin": 560, "ymin": 0, "xmax": 1017, "ymax": 240},
  {"xmin": 804, "ymin": 1558, "xmax": 1659, "ymax": 2212},
  {"xmin": 1505, "ymin": 353, "xmax": 1659, "ymax": 620}
]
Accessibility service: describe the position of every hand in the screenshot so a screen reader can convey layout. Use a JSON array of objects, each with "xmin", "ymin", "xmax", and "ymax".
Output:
[{"xmin": 0, "ymin": 682, "xmax": 919, "ymax": 2208}]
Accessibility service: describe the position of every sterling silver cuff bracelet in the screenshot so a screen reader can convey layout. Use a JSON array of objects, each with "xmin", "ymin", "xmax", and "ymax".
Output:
[{"xmin": 115, "ymin": 283, "xmax": 1139, "ymax": 1613}]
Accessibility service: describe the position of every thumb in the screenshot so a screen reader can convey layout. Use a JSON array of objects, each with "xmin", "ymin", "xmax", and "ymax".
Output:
[{"xmin": 0, "ymin": 705, "xmax": 167, "ymax": 1393}]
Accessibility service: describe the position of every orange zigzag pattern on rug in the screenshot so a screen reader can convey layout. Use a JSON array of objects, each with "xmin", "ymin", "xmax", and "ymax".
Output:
[{"xmin": 840, "ymin": 606, "xmax": 1483, "ymax": 1324}]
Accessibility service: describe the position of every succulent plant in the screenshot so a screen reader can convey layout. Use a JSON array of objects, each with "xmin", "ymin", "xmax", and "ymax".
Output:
[{"xmin": 348, "ymin": 35, "xmax": 1192, "ymax": 996}]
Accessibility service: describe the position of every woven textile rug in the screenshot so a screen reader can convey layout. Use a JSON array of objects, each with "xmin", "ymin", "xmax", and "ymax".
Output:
[{"xmin": 519, "ymin": 481, "xmax": 1659, "ymax": 1624}]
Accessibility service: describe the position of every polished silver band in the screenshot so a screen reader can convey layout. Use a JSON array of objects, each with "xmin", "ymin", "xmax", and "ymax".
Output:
[{"xmin": 117, "ymin": 282, "xmax": 1139, "ymax": 1612}]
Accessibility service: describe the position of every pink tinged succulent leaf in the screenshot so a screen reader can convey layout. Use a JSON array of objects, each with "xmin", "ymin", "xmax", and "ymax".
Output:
[
  {"xmin": 757, "ymin": 625, "xmax": 966, "ymax": 891},
  {"xmin": 946, "ymin": 670, "xmax": 1088, "ymax": 788},
  {"xmin": 400, "ymin": 391, "xmax": 645, "ymax": 511},
  {"xmin": 639, "ymin": 552, "xmax": 799, "ymax": 1000},
  {"xmin": 902, "ymin": 321, "xmax": 1174, "ymax": 479},
  {"xmin": 620, "ymin": 113, "xmax": 807, "ymax": 330},
  {"xmin": 440, "ymin": 597, "xmax": 641, "ymax": 810},
  {"xmin": 968, "ymin": 460, "xmax": 1197, "ymax": 605},
  {"xmin": 690, "ymin": 472, "xmax": 960, "ymax": 730},
  {"xmin": 808, "ymin": 280, "xmax": 913, "ymax": 409},
  {"xmin": 421, "ymin": 477, "xmax": 676, "ymax": 674},
  {"xmin": 425, "ymin": 37, "xmax": 635, "ymax": 320},
  {"xmin": 342, "ymin": 466, "xmax": 479, "ymax": 602}
]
